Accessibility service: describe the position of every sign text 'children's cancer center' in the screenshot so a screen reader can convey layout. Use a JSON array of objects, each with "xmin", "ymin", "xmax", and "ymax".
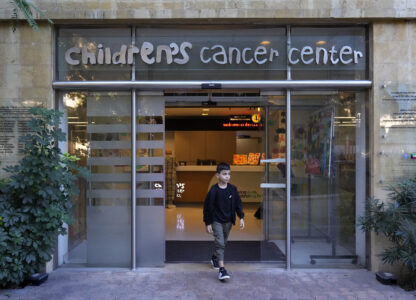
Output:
[{"xmin": 65, "ymin": 41, "xmax": 364, "ymax": 66}]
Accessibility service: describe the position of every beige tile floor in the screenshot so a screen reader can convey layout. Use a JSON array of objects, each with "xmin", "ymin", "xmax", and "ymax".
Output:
[
  {"xmin": 165, "ymin": 203, "xmax": 263, "ymax": 241},
  {"xmin": 67, "ymin": 203, "xmax": 357, "ymax": 266},
  {"xmin": 165, "ymin": 203, "xmax": 357, "ymax": 266}
]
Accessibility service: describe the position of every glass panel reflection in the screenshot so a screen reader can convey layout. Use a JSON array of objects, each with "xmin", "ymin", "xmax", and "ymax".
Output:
[
  {"xmin": 290, "ymin": 27, "xmax": 367, "ymax": 80},
  {"xmin": 65, "ymin": 91, "xmax": 132, "ymax": 267},
  {"xmin": 57, "ymin": 28, "xmax": 132, "ymax": 81},
  {"xmin": 289, "ymin": 91, "xmax": 367, "ymax": 267},
  {"xmin": 135, "ymin": 94, "xmax": 165, "ymax": 266}
]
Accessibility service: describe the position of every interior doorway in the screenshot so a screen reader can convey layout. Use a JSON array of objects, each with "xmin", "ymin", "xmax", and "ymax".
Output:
[{"xmin": 164, "ymin": 99, "xmax": 286, "ymax": 263}]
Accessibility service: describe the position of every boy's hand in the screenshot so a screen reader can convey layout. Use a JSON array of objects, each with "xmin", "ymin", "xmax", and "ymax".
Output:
[
  {"xmin": 206, "ymin": 224, "xmax": 213, "ymax": 234},
  {"xmin": 240, "ymin": 219, "xmax": 245, "ymax": 230}
]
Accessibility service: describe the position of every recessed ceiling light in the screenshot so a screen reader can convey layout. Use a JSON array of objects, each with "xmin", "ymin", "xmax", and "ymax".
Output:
[
  {"xmin": 316, "ymin": 40, "xmax": 326, "ymax": 45},
  {"xmin": 260, "ymin": 40, "xmax": 271, "ymax": 45}
]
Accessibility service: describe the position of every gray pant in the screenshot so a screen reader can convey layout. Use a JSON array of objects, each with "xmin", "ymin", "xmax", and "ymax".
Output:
[{"xmin": 212, "ymin": 221, "xmax": 232, "ymax": 261}]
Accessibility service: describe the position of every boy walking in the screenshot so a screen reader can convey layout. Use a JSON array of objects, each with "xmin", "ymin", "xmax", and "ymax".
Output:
[{"xmin": 203, "ymin": 162, "xmax": 245, "ymax": 281}]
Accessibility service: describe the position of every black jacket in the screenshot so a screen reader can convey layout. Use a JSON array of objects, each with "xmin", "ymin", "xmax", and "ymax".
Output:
[{"xmin": 203, "ymin": 183, "xmax": 244, "ymax": 225}]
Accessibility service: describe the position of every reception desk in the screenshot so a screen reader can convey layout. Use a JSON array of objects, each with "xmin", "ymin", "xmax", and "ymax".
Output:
[{"xmin": 175, "ymin": 165, "xmax": 265, "ymax": 203}]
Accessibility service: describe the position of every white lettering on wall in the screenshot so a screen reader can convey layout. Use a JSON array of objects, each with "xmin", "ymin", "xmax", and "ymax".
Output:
[
  {"xmin": 288, "ymin": 45, "xmax": 363, "ymax": 65},
  {"xmin": 65, "ymin": 47, "xmax": 81, "ymax": 65},
  {"xmin": 156, "ymin": 45, "xmax": 173, "ymax": 64},
  {"xmin": 212, "ymin": 45, "xmax": 227, "ymax": 65},
  {"xmin": 228, "ymin": 47, "xmax": 241, "ymax": 64},
  {"xmin": 288, "ymin": 47, "xmax": 300, "ymax": 64},
  {"xmin": 200, "ymin": 47, "xmax": 211, "ymax": 63},
  {"xmin": 242, "ymin": 48, "xmax": 253, "ymax": 64},
  {"xmin": 316, "ymin": 47, "xmax": 328, "ymax": 64},
  {"xmin": 170, "ymin": 43, "xmax": 179, "ymax": 56},
  {"xmin": 82, "ymin": 46, "xmax": 96, "ymax": 64},
  {"xmin": 269, "ymin": 48, "xmax": 279, "ymax": 62},
  {"xmin": 354, "ymin": 50, "xmax": 363, "ymax": 63},
  {"xmin": 112, "ymin": 45, "xmax": 127, "ymax": 64},
  {"xmin": 254, "ymin": 46, "xmax": 267, "ymax": 64},
  {"xmin": 64, "ymin": 42, "xmax": 364, "ymax": 67},
  {"xmin": 329, "ymin": 46, "xmax": 339, "ymax": 64},
  {"xmin": 127, "ymin": 45, "xmax": 139, "ymax": 64},
  {"xmin": 105, "ymin": 48, "xmax": 111, "ymax": 64},
  {"xmin": 174, "ymin": 42, "xmax": 192, "ymax": 64},
  {"xmin": 141, "ymin": 42, "xmax": 155, "ymax": 64},
  {"xmin": 97, "ymin": 44, "xmax": 104, "ymax": 64},
  {"xmin": 300, "ymin": 46, "xmax": 314, "ymax": 64},
  {"xmin": 340, "ymin": 46, "xmax": 353, "ymax": 64}
]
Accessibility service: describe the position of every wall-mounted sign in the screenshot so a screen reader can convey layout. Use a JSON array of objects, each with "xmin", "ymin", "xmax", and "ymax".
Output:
[
  {"xmin": 222, "ymin": 122, "xmax": 263, "ymax": 129},
  {"xmin": 379, "ymin": 82, "xmax": 416, "ymax": 184},
  {"xmin": 57, "ymin": 27, "xmax": 367, "ymax": 81},
  {"xmin": 65, "ymin": 42, "xmax": 364, "ymax": 67},
  {"xmin": 222, "ymin": 114, "xmax": 264, "ymax": 129},
  {"xmin": 252, "ymin": 114, "xmax": 261, "ymax": 123}
]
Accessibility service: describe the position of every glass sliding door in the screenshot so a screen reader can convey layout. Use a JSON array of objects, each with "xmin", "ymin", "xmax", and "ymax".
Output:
[
  {"xmin": 261, "ymin": 95, "xmax": 287, "ymax": 263},
  {"xmin": 135, "ymin": 94, "xmax": 165, "ymax": 266},
  {"xmin": 65, "ymin": 91, "xmax": 132, "ymax": 267},
  {"xmin": 290, "ymin": 91, "xmax": 366, "ymax": 267}
]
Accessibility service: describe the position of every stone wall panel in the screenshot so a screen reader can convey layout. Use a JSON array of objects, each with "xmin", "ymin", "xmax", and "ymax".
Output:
[
  {"xmin": 371, "ymin": 20, "xmax": 416, "ymax": 272},
  {"xmin": 1, "ymin": 1, "xmax": 416, "ymax": 20}
]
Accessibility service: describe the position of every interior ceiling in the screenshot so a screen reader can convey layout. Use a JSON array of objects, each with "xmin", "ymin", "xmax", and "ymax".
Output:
[{"xmin": 165, "ymin": 106, "xmax": 264, "ymax": 117}]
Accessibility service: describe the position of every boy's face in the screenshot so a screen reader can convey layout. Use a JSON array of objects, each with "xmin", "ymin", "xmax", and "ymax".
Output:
[{"xmin": 216, "ymin": 169, "xmax": 231, "ymax": 184}]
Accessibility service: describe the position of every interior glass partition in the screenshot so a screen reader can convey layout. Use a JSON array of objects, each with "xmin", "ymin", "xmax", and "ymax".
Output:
[{"xmin": 289, "ymin": 91, "xmax": 367, "ymax": 267}]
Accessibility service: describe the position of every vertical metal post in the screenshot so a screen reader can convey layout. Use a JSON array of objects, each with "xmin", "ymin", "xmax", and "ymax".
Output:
[
  {"xmin": 287, "ymin": 25, "xmax": 292, "ymax": 81},
  {"xmin": 286, "ymin": 25, "xmax": 292, "ymax": 270},
  {"xmin": 286, "ymin": 89, "xmax": 291, "ymax": 270},
  {"xmin": 132, "ymin": 90, "xmax": 136, "ymax": 270},
  {"xmin": 264, "ymin": 106, "xmax": 269, "ymax": 239},
  {"xmin": 131, "ymin": 26, "xmax": 137, "ymax": 270}
]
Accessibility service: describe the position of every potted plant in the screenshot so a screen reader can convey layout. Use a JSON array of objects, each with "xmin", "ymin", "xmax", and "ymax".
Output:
[
  {"xmin": 0, "ymin": 107, "xmax": 88, "ymax": 288},
  {"xmin": 359, "ymin": 177, "xmax": 416, "ymax": 290}
]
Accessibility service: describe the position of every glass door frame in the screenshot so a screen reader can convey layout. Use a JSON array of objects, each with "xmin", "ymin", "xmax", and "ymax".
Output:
[
  {"xmin": 56, "ymin": 84, "xmax": 370, "ymax": 270},
  {"xmin": 260, "ymin": 90, "xmax": 292, "ymax": 269}
]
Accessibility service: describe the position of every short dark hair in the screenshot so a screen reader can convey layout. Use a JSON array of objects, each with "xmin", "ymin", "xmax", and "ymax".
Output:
[{"xmin": 216, "ymin": 162, "xmax": 230, "ymax": 173}]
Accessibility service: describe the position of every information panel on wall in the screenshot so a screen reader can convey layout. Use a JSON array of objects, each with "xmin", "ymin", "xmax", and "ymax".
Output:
[
  {"xmin": 0, "ymin": 106, "xmax": 32, "ymax": 177},
  {"xmin": 379, "ymin": 82, "xmax": 416, "ymax": 184}
]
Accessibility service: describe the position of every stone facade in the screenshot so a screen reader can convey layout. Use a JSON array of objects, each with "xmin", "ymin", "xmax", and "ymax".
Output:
[
  {"xmin": 0, "ymin": 22, "xmax": 53, "ymax": 178},
  {"xmin": 0, "ymin": 1, "xmax": 415, "ymax": 273},
  {"xmin": 0, "ymin": 1, "xmax": 415, "ymax": 20},
  {"xmin": 371, "ymin": 21, "xmax": 416, "ymax": 272}
]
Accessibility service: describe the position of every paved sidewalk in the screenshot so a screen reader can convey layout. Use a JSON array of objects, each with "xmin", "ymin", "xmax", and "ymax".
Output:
[{"xmin": 0, "ymin": 264, "xmax": 415, "ymax": 300}]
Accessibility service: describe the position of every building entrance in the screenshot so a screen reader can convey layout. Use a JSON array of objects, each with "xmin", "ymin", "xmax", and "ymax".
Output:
[
  {"xmin": 61, "ymin": 88, "xmax": 366, "ymax": 268},
  {"xmin": 164, "ymin": 103, "xmax": 286, "ymax": 263}
]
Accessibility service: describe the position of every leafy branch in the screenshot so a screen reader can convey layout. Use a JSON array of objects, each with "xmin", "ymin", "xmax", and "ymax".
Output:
[
  {"xmin": 11, "ymin": 0, "xmax": 53, "ymax": 32},
  {"xmin": 359, "ymin": 178, "xmax": 416, "ymax": 290},
  {"xmin": 0, "ymin": 108, "xmax": 89, "ymax": 288}
]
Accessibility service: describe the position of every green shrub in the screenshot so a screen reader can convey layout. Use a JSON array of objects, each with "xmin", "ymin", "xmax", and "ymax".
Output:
[
  {"xmin": 0, "ymin": 107, "xmax": 88, "ymax": 288},
  {"xmin": 359, "ymin": 177, "xmax": 416, "ymax": 290}
]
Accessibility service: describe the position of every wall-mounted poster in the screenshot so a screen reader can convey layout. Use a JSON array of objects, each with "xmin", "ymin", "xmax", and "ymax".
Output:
[{"xmin": 305, "ymin": 106, "xmax": 334, "ymax": 177}]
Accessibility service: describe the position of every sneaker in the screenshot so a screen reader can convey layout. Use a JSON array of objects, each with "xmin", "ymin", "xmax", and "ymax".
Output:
[
  {"xmin": 211, "ymin": 255, "xmax": 219, "ymax": 270},
  {"xmin": 218, "ymin": 267, "xmax": 230, "ymax": 280}
]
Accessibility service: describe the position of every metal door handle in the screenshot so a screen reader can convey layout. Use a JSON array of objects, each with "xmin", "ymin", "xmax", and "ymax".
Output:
[{"xmin": 260, "ymin": 183, "xmax": 286, "ymax": 189}]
